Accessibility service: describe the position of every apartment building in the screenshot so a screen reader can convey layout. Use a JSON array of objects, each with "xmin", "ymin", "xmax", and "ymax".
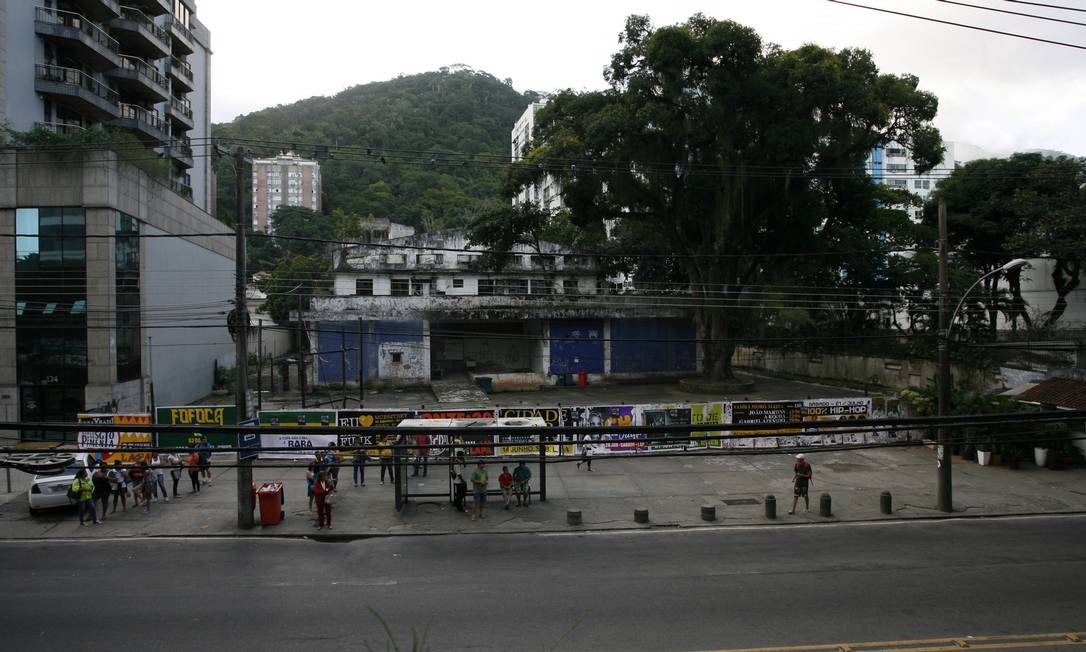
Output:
[
  {"xmin": 251, "ymin": 152, "xmax": 321, "ymax": 233},
  {"xmin": 868, "ymin": 141, "xmax": 959, "ymax": 220},
  {"xmin": 306, "ymin": 228, "xmax": 699, "ymax": 389},
  {"xmin": 1, "ymin": 0, "xmax": 213, "ymax": 212},
  {"xmin": 511, "ymin": 99, "xmax": 564, "ymax": 211}
]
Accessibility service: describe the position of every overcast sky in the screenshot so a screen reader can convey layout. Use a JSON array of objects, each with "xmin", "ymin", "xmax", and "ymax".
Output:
[{"xmin": 201, "ymin": 0, "xmax": 1086, "ymax": 157}]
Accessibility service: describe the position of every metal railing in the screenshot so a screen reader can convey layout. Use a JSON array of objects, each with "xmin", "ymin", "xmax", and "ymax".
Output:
[
  {"xmin": 33, "ymin": 121, "xmax": 87, "ymax": 136},
  {"xmin": 119, "ymin": 55, "xmax": 166, "ymax": 89},
  {"xmin": 117, "ymin": 5, "xmax": 169, "ymax": 44},
  {"xmin": 169, "ymin": 95, "xmax": 193, "ymax": 118},
  {"xmin": 164, "ymin": 14, "xmax": 193, "ymax": 42},
  {"xmin": 35, "ymin": 64, "xmax": 119, "ymax": 105},
  {"xmin": 168, "ymin": 135, "xmax": 193, "ymax": 158},
  {"xmin": 117, "ymin": 102, "xmax": 163, "ymax": 130},
  {"xmin": 169, "ymin": 55, "xmax": 193, "ymax": 81},
  {"xmin": 35, "ymin": 6, "xmax": 120, "ymax": 55}
]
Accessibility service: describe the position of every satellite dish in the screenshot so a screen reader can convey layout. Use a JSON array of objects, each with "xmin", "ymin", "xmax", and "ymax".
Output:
[{"xmin": 0, "ymin": 451, "xmax": 77, "ymax": 474}]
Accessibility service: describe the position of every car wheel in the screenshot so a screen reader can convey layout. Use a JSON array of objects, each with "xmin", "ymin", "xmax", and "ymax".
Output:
[{"xmin": 29, "ymin": 506, "xmax": 40, "ymax": 516}]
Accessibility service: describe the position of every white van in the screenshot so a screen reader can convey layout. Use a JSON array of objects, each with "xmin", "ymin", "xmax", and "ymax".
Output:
[{"xmin": 27, "ymin": 453, "xmax": 97, "ymax": 516}]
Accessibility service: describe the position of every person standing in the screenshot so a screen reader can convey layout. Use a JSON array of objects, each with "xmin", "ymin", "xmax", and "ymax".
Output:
[
  {"xmin": 352, "ymin": 446, "xmax": 367, "ymax": 487},
  {"xmin": 412, "ymin": 434, "xmax": 429, "ymax": 477},
  {"xmin": 498, "ymin": 465, "xmax": 513, "ymax": 510},
  {"xmin": 790, "ymin": 453, "xmax": 813, "ymax": 515},
  {"xmin": 150, "ymin": 454, "xmax": 169, "ymax": 502},
  {"xmin": 139, "ymin": 461, "xmax": 154, "ymax": 514},
  {"xmin": 195, "ymin": 436, "xmax": 212, "ymax": 485},
  {"xmin": 167, "ymin": 453, "xmax": 182, "ymax": 498},
  {"xmin": 107, "ymin": 460, "xmax": 128, "ymax": 513},
  {"xmin": 577, "ymin": 441, "xmax": 594, "ymax": 471},
  {"xmin": 70, "ymin": 468, "xmax": 98, "ymax": 526},
  {"xmin": 312, "ymin": 471, "xmax": 334, "ymax": 530},
  {"xmin": 379, "ymin": 443, "xmax": 394, "ymax": 485},
  {"xmin": 305, "ymin": 462, "xmax": 316, "ymax": 511},
  {"xmin": 512, "ymin": 461, "xmax": 532, "ymax": 507},
  {"xmin": 186, "ymin": 450, "xmax": 201, "ymax": 493},
  {"xmin": 453, "ymin": 473, "xmax": 467, "ymax": 513},
  {"xmin": 128, "ymin": 461, "xmax": 145, "ymax": 506},
  {"xmin": 325, "ymin": 446, "xmax": 341, "ymax": 490},
  {"xmin": 91, "ymin": 462, "xmax": 111, "ymax": 521},
  {"xmin": 470, "ymin": 461, "xmax": 488, "ymax": 522}
]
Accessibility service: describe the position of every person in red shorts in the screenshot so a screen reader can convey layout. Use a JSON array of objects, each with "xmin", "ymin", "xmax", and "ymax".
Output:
[{"xmin": 790, "ymin": 453, "xmax": 813, "ymax": 514}]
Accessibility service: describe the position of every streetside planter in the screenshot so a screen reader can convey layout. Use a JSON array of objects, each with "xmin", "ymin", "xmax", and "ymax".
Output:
[
  {"xmin": 977, "ymin": 450, "xmax": 992, "ymax": 466},
  {"xmin": 1034, "ymin": 447, "xmax": 1049, "ymax": 468}
]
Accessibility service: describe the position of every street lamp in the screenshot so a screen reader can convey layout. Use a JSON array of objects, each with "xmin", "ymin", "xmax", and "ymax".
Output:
[{"xmin": 937, "ymin": 252, "xmax": 1029, "ymax": 512}]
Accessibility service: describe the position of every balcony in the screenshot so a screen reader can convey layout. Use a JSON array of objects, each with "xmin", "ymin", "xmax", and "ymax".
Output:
[
  {"xmin": 167, "ymin": 55, "xmax": 193, "ymax": 92},
  {"xmin": 71, "ymin": 0, "xmax": 122, "ymax": 20},
  {"xmin": 34, "ymin": 64, "xmax": 119, "ymax": 120},
  {"xmin": 169, "ymin": 176, "xmax": 193, "ymax": 199},
  {"xmin": 164, "ymin": 95, "xmax": 194, "ymax": 129},
  {"xmin": 165, "ymin": 136, "xmax": 194, "ymax": 168},
  {"xmin": 109, "ymin": 6, "xmax": 170, "ymax": 59},
  {"xmin": 107, "ymin": 56, "xmax": 169, "ymax": 103},
  {"xmin": 165, "ymin": 15, "xmax": 194, "ymax": 55},
  {"xmin": 34, "ymin": 7, "xmax": 121, "ymax": 72},
  {"xmin": 109, "ymin": 102, "xmax": 167, "ymax": 143},
  {"xmin": 122, "ymin": 0, "xmax": 169, "ymax": 16},
  {"xmin": 33, "ymin": 121, "xmax": 88, "ymax": 137}
]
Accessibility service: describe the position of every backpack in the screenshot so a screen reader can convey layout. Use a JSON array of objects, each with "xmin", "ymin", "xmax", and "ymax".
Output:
[{"xmin": 66, "ymin": 480, "xmax": 80, "ymax": 501}]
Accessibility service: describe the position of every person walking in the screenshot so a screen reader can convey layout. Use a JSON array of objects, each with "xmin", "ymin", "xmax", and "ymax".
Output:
[
  {"xmin": 186, "ymin": 450, "xmax": 201, "ymax": 493},
  {"xmin": 452, "ymin": 473, "xmax": 467, "ymax": 513},
  {"xmin": 167, "ymin": 453, "xmax": 182, "ymax": 498},
  {"xmin": 305, "ymin": 461, "xmax": 317, "ymax": 511},
  {"xmin": 107, "ymin": 460, "xmax": 128, "ymax": 513},
  {"xmin": 512, "ymin": 461, "xmax": 532, "ymax": 507},
  {"xmin": 790, "ymin": 453, "xmax": 814, "ymax": 515},
  {"xmin": 470, "ymin": 461, "xmax": 488, "ymax": 522},
  {"xmin": 312, "ymin": 471, "xmax": 334, "ymax": 530},
  {"xmin": 577, "ymin": 441, "xmax": 594, "ymax": 471},
  {"xmin": 195, "ymin": 436, "xmax": 212, "ymax": 485},
  {"xmin": 70, "ymin": 468, "xmax": 98, "ymax": 526},
  {"xmin": 91, "ymin": 462, "xmax": 111, "ymax": 521},
  {"xmin": 498, "ymin": 465, "xmax": 513, "ymax": 510},
  {"xmin": 150, "ymin": 454, "xmax": 169, "ymax": 502},
  {"xmin": 352, "ymin": 446, "xmax": 367, "ymax": 487}
]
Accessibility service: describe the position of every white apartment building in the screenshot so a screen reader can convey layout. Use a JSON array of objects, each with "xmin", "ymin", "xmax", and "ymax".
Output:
[
  {"xmin": 511, "ymin": 99, "xmax": 564, "ymax": 211},
  {"xmin": 867, "ymin": 141, "xmax": 959, "ymax": 220},
  {"xmin": 251, "ymin": 151, "xmax": 321, "ymax": 232}
]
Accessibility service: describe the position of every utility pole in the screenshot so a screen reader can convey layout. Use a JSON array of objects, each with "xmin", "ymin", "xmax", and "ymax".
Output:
[
  {"xmin": 297, "ymin": 292, "xmax": 306, "ymax": 409},
  {"xmin": 234, "ymin": 147, "xmax": 254, "ymax": 529},
  {"xmin": 257, "ymin": 319, "xmax": 263, "ymax": 413},
  {"xmin": 936, "ymin": 198, "xmax": 953, "ymax": 513}
]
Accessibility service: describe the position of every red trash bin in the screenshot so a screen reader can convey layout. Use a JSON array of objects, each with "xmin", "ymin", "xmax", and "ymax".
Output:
[
  {"xmin": 577, "ymin": 371, "xmax": 588, "ymax": 386},
  {"xmin": 256, "ymin": 481, "xmax": 285, "ymax": 526}
]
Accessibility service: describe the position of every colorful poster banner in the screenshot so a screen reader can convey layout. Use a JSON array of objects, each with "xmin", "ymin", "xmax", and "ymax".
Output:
[
  {"xmin": 336, "ymin": 410, "xmax": 414, "ymax": 456},
  {"xmin": 641, "ymin": 406, "xmax": 693, "ymax": 450},
  {"xmin": 729, "ymin": 401, "xmax": 804, "ymax": 449},
  {"xmin": 564, "ymin": 405, "xmax": 640, "ymax": 453},
  {"xmin": 77, "ymin": 413, "xmax": 153, "ymax": 464},
  {"xmin": 803, "ymin": 397, "xmax": 872, "ymax": 445},
  {"xmin": 498, "ymin": 407, "xmax": 566, "ymax": 455},
  {"xmin": 257, "ymin": 410, "xmax": 337, "ymax": 459},
  {"xmin": 155, "ymin": 405, "xmax": 237, "ymax": 448},
  {"xmin": 691, "ymin": 402, "xmax": 726, "ymax": 449},
  {"xmin": 417, "ymin": 409, "xmax": 496, "ymax": 456}
]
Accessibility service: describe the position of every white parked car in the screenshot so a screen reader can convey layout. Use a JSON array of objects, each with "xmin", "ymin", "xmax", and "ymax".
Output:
[{"xmin": 27, "ymin": 453, "xmax": 97, "ymax": 516}]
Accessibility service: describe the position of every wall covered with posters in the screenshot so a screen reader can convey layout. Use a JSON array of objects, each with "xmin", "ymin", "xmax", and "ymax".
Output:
[{"xmin": 77, "ymin": 413, "xmax": 153, "ymax": 463}]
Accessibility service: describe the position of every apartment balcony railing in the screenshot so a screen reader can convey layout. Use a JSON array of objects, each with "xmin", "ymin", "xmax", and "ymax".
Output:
[
  {"xmin": 110, "ymin": 5, "xmax": 170, "ymax": 59},
  {"xmin": 167, "ymin": 55, "xmax": 194, "ymax": 92},
  {"xmin": 72, "ymin": 0, "xmax": 122, "ymax": 21},
  {"xmin": 110, "ymin": 102, "xmax": 167, "ymax": 142},
  {"xmin": 34, "ymin": 64, "xmax": 120, "ymax": 119},
  {"xmin": 165, "ymin": 135, "xmax": 194, "ymax": 168},
  {"xmin": 164, "ymin": 95, "xmax": 194, "ymax": 128},
  {"xmin": 165, "ymin": 15, "xmax": 194, "ymax": 55},
  {"xmin": 108, "ymin": 55, "xmax": 169, "ymax": 102},
  {"xmin": 122, "ymin": 0, "xmax": 170, "ymax": 16},
  {"xmin": 33, "ymin": 121, "xmax": 88, "ymax": 137},
  {"xmin": 34, "ymin": 6, "xmax": 121, "ymax": 71}
]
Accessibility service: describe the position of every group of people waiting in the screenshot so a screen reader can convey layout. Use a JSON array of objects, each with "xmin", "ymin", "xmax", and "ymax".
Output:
[
  {"xmin": 68, "ymin": 437, "xmax": 213, "ymax": 526},
  {"xmin": 452, "ymin": 460, "xmax": 532, "ymax": 521}
]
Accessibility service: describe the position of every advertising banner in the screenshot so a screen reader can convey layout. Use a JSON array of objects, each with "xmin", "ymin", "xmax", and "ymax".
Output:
[
  {"xmin": 803, "ymin": 397, "xmax": 872, "ymax": 445},
  {"xmin": 691, "ymin": 402, "xmax": 726, "ymax": 449},
  {"xmin": 729, "ymin": 401, "xmax": 804, "ymax": 449},
  {"xmin": 870, "ymin": 397, "xmax": 906, "ymax": 443},
  {"xmin": 336, "ymin": 410, "xmax": 414, "ymax": 456},
  {"xmin": 417, "ymin": 408, "xmax": 496, "ymax": 456},
  {"xmin": 155, "ymin": 406, "xmax": 237, "ymax": 448},
  {"xmin": 257, "ymin": 410, "xmax": 337, "ymax": 459},
  {"xmin": 77, "ymin": 413, "xmax": 153, "ymax": 464},
  {"xmin": 498, "ymin": 407, "xmax": 564, "ymax": 455},
  {"xmin": 563, "ymin": 405, "xmax": 640, "ymax": 453},
  {"xmin": 641, "ymin": 406, "xmax": 693, "ymax": 450}
]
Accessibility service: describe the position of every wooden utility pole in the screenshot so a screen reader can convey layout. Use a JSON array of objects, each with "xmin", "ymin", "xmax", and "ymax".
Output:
[
  {"xmin": 937, "ymin": 198, "xmax": 953, "ymax": 513},
  {"xmin": 234, "ymin": 147, "xmax": 254, "ymax": 529}
]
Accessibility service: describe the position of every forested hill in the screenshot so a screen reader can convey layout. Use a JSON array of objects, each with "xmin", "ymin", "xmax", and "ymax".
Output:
[{"xmin": 212, "ymin": 68, "xmax": 538, "ymax": 229}]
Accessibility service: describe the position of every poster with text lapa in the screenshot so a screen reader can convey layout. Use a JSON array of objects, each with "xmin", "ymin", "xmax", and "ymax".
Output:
[{"xmin": 257, "ymin": 410, "xmax": 337, "ymax": 459}]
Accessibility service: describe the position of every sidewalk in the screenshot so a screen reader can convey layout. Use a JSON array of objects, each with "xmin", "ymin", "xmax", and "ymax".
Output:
[{"xmin": 1, "ymin": 446, "xmax": 1084, "ymax": 540}]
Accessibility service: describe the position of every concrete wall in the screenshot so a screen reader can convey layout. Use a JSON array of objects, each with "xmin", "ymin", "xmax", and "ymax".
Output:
[
  {"xmin": 188, "ymin": 16, "xmax": 213, "ymax": 214},
  {"xmin": 2, "ymin": 1, "xmax": 43, "ymax": 132},
  {"xmin": 735, "ymin": 346, "xmax": 1009, "ymax": 392},
  {"xmin": 315, "ymin": 319, "xmax": 427, "ymax": 385}
]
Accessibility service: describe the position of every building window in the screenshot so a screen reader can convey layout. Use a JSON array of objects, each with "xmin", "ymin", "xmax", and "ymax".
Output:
[
  {"xmin": 391, "ymin": 352, "xmax": 403, "ymax": 364},
  {"xmin": 563, "ymin": 279, "xmax": 578, "ymax": 294},
  {"xmin": 116, "ymin": 212, "xmax": 141, "ymax": 382},
  {"xmin": 886, "ymin": 148, "xmax": 907, "ymax": 157},
  {"xmin": 886, "ymin": 163, "xmax": 907, "ymax": 172},
  {"xmin": 888, "ymin": 179, "xmax": 908, "ymax": 188},
  {"xmin": 508, "ymin": 279, "xmax": 529, "ymax": 296},
  {"xmin": 355, "ymin": 279, "xmax": 373, "ymax": 296},
  {"xmin": 452, "ymin": 279, "xmax": 464, "ymax": 289},
  {"xmin": 434, "ymin": 254, "xmax": 444, "ymax": 265},
  {"xmin": 478, "ymin": 279, "xmax": 496, "ymax": 296},
  {"xmin": 391, "ymin": 278, "xmax": 410, "ymax": 296},
  {"xmin": 531, "ymin": 279, "xmax": 553, "ymax": 295}
]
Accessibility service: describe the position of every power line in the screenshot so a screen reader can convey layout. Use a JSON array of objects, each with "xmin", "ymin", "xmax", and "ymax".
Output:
[
  {"xmin": 939, "ymin": 0, "xmax": 1086, "ymax": 26},
  {"xmin": 1005, "ymin": 0, "xmax": 1086, "ymax": 13},
  {"xmin": 826, "ymin": 0, "xmax": 1086, "ymax": 50}
]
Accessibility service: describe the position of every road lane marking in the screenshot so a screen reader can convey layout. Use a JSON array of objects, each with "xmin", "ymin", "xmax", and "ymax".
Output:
[{"xmin": 697, "ymin": 631, "xmax": 1086, "ymax": 652}]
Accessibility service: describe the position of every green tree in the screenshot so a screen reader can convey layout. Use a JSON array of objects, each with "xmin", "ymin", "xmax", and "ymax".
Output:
[
  {"xmin": 504, "ymin": 15, "xmax": 942, "ymax": 379},
  {"xmin": 255, "ymin": 255, "xmax": 330, "ymax": 322},
  {"xmin": 924, "ymin": 154, "xmax": 1086, "ymax": 329}
]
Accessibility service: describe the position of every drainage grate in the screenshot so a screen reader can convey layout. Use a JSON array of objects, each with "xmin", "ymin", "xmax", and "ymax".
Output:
[{"xmin": 722, "ymin": 498, "xmax": 760, "ymax": 506}]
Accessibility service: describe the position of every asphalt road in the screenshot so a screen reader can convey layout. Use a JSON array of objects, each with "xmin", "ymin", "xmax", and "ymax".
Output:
[{"xmin": 1, "ymin": 516, "xmax": 1084, "ymax": 651}]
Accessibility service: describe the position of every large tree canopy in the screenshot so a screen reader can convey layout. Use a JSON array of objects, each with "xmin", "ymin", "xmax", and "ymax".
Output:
[
  {"xmin": 923, "ymin": 153, "xmax": 1086, "ymax": 330},
  {"xmin": 501, "ymin": 14, "xmax": 942, "ymax": 379}
]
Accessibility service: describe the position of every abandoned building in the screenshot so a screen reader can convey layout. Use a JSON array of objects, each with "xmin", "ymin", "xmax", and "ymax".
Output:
[{"xmin": 305, "ymin": 228, "xmax": 699, "ymax": 389}]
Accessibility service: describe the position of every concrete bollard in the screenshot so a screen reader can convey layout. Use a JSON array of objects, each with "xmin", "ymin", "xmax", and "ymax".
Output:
[
  {"xmin": 566, "ymin": 509, "xmax": 582, "ymax": 526},
  {"xmin": 819, "ymin": 493, "xmax": 832, "ymax": 517},
  {"xmin": 701, "ymin": 504, "xmax": 716, "ymax": 521},
  {"xmin": 765, "ymin": 495, "xmax": 776, "ymax": 519},
  {"xmin": 634, "ymin": 508, "xmax": 649, "ymax": 524},
  {"xmin": 880, "ymin": 491, "xmax": 892, "ymax": 515}
]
